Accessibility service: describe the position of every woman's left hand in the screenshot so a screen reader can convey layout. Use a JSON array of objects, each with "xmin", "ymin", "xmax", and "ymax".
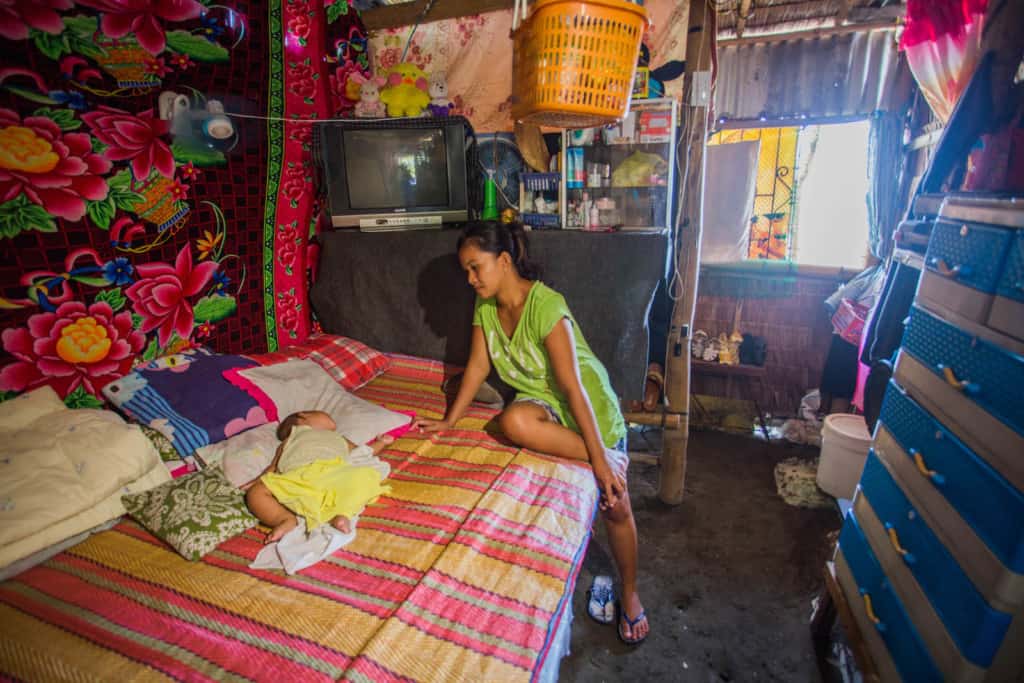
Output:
[{"xmin": 592, "ymin": 460, "xmax": 625, "ymax": 511}]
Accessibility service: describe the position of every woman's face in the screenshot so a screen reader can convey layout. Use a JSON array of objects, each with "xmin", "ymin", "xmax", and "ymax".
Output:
[{"xmin": 458, "ymin": 242, "xmax": 510, "ymax": 299}]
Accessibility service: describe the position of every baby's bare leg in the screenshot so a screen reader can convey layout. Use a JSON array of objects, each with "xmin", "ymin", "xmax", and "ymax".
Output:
[
  {"xmin": 245, "ymin": 481, "xmax": 297, "ymax": 544},
  {"xmin": 330, "ymin": 515, "xmax": 351, "ymax": 533},
  {"xmin": 369, "ymin": 434, "xmax": 394, "ymax": 455}
]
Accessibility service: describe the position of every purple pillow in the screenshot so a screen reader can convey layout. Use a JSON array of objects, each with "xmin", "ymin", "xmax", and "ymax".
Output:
[{"xmin": 102, "ymin": 349, "xmax": 270, "ymax": 457}]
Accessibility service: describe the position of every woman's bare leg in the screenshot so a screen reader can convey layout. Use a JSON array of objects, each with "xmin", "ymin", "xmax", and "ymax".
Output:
[
  {"xmin": 245, "ymin": 481, "xmax": 297, "ymax": 544},
  {"xmin": 498, "ymin": 403, "xmax": 647, "ymax": 639}
]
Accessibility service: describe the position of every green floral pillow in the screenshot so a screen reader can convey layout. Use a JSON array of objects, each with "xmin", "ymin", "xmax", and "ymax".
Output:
[
  {"xmin": 122, "ymin": 468, "xmax": 257, "ymax": 561},
  {"xmin": 138, "ymin": 423, "xmax": 181, "ymax": 463}
]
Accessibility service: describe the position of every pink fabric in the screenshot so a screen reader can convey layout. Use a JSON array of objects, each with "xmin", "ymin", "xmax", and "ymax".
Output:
[
  {"xmin": 851, "ymin": 326, "xmax": 870, "ymax": 412},
  {"xmin": 384, "ymin": 410, "xmax": 416, "ymax": 439},
  {"xmin": 899, "ymin": 0, "xmax": 988, "ymax": 122},
  {"xmin": 222, "ymin": 368, "xmax": 280, "ymax": 423}
]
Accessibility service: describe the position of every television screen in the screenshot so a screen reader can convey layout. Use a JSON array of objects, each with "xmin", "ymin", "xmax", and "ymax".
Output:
[
  {"xmin": 314, "ymin": 118, "xmax": 469, "ymax": 230},
  {"xmin": 344, "ymin": 129, "xmax": 449, "ymax": 210}
]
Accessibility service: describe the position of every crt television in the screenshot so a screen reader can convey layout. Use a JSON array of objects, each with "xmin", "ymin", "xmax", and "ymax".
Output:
[{"xmin": 313, "ymin": 117, "xmax": 469, "ymax": 231}]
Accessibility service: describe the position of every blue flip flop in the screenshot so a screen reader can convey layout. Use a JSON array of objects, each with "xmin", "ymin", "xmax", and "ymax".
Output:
[
  {"xmin": 617, "ymin": 602, "xmax": 648, "ymax": 645},
  {"xmin": 586, "ymin": 575, "xmax": 616, "ymax": 625}
]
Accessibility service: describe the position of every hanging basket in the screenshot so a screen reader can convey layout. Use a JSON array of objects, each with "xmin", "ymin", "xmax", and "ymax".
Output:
[{"xmin": 511, "ymin": 0, "xmax": 648, "ymax": 129}]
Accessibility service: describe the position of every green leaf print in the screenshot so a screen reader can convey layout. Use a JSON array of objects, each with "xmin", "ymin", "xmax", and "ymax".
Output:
[
  {"xmin": 32, "ymin": 107, "xmax": 82, "ymax": 131},
  {"xmin": 193, "ymin": 294, "xmax": 237, "ymax": 322},
  {"xmin": 0, "ymin": 195, "xmax": 56, "ymax": 238},
  {"xmin": 63, "ymin": 386, "xmax": 104, "ymax": 409},
  {"xmin": 95, "ymin": 288, "xmax": 127, "ymax": 311},
  {"xmin": 86, "ymin": 197, "xmax": 116, "ymax": 230},
  {"xmin": 31, "ymin": 29, "xmax": 70, "ymax": 60},
  {"xmin": 164, "ymin": 30, "xmax": 229, "ymax": 62}
]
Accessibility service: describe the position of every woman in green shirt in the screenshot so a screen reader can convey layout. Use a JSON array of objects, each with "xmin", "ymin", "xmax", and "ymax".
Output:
[{"xmin": 413, "ymin": 221, "xmax": 648, "ymax": 645}]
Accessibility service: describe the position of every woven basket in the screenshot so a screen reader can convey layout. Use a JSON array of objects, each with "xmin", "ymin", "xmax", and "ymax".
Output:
[
  {"xmin": 511, "ymin": 0, "xmax": 647, "ymax": 128},
  {"xmin": 95, "ymin": 38, "xmax": 161, "ymax": 88},
  {"xmin": 134, "ymin": 171, "xmax": 189, "ymax": 230}
]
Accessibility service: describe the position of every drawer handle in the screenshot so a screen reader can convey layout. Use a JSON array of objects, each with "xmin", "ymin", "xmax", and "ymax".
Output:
[
  {"xmin": 930, "ymin": 258, "xmax": 972, "ymax": 279},
  {"xmin": 885, "ymin": 523, "xmax": 917, "ymax": 565},
  {"xmin": 938, "ymin": 364, "xmax": 980, "ymax": 395},
  {"xmin": 860, "ymin": 590, "xmax": 887, "ymax": 632},
  {"xmin": 910, "ymin": 448, "xmax": 946, "ymax": 486}
]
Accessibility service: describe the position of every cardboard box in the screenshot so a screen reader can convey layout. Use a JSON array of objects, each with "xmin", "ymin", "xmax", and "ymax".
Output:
[{"xmin": 639, "ymin": 109, "xmax": 672, "ymax": 143}]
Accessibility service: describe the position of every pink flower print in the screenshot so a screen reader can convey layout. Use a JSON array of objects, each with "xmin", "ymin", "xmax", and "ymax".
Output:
[
  {"xmin": 169, "ymin": 179, "xmax": 189, "ymax": 200},
  {"xmin": 287, "ymin": 12, "xmax": 310, "ymax": 39},
  {"xmin": 276, "ymin": 290, "xmax": 300, "ymax": 333},
  {"xmin": 168, "ymin": 52, "xmax": 194, "ymax": 70},
  {"xmin": 126, "ymin": 245, "xmax": 217, "ymax": 347},
  {"xmin": 0, "ymin": 300, "xmax": 145, "ymax": 397},
  {"xmin": 0, "ymin": 0, "xmax": 72, "ymax": 40},
  {"xmin": 82, "ymin": 106, "xmax": 174, "ymax": 181},
  {"xmin": 288, "ymin": 61, "xmax": 316, "ymax": 98},
  {"xmin": 145, "ymin": 56, "xmax": 171, "ymax": 78},
  {"xmin": 223, "ymin": 405, "xmax": 268, "ymax": 437},
  {"xmin": 178, "ymin": 161, "xmax": 199, "ymax": 181},
  {"xmin": 281, "ymin": 165, "xmax": 306, "ymax": 201},
  {"xmin": 0, "ymin": 108, "xmax": 111, "ymax": 222},
  {"xmin": 75, "ymin": 0, "xmax": 204, "ymax": 55}
]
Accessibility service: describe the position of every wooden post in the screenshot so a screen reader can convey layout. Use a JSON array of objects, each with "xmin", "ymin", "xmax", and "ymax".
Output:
[{"xmin": 659, "ymin": 0, "xmax": 713, "ymax": 504}]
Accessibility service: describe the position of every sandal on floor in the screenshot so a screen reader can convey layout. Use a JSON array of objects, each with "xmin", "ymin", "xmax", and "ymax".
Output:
[
  {"xmin": 617, "ymin": 603, "xmax": 649, "ymax": 645},
  {"xmin": 586, "ymin": 575, "xmax": 616, "ymax": 625}
]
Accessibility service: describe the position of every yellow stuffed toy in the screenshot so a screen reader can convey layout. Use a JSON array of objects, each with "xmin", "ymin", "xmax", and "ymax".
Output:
[{"xmin": 379, "ymin": 63, "xmax": 431, "ymax": 117}]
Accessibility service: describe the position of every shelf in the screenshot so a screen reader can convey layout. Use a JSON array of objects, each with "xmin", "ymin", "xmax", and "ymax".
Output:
[{"xmin": 566, "ymin": 185, "xmax": 670, "ymax": 191}]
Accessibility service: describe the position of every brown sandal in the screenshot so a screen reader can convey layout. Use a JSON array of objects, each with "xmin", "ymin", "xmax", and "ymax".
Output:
[{"xmin": 642, "ymin": 366, "xmax": 664, "ymax": 412}]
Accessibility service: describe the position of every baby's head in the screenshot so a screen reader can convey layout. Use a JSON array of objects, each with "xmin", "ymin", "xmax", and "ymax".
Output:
[{"xmin": 277, "ymin": 410, "xmax": 336, "ymax": 440}]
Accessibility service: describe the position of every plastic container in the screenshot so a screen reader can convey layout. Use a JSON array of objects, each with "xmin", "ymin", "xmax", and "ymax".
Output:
[
  {"xmin": 511, "ymin": 0, "xmax": 648, "ymax": 128},
  {"xmin": 817, "ymin": 413, "xmax": 872, "ymax": 499}
]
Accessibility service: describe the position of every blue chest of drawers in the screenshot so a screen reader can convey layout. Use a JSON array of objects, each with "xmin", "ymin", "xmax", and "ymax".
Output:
[{"xmin": 834, "ymin": 196, "xmax": 1024, "ymax": 682}]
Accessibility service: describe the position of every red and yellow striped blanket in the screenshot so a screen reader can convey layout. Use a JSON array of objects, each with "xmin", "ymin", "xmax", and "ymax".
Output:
[{"xmin": 0, "ymin": 354, "xmax": 598, "ymax": 682}]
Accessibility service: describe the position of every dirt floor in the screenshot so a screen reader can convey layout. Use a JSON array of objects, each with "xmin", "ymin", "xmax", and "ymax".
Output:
[{"xmin": 559, "ymin": 429, "xmax": 842, "ymax": 682}]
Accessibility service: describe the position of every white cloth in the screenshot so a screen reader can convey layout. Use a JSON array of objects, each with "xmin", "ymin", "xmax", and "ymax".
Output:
[{"xmin": 249, "ymin": 517, "xmax": 356, "ymax": 575}]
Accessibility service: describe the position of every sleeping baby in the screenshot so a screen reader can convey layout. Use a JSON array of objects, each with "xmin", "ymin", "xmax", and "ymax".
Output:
[{"xmin": 243, "ymin": 410, "xmax": 392, "ymax": 543}]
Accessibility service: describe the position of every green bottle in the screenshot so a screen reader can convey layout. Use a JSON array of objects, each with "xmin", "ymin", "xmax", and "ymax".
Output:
[{"xmin": 482, "ymin": 177, "xmax": 499, "ymax": 220}]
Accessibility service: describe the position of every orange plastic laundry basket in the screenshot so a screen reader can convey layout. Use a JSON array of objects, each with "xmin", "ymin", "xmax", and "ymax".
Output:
[{"xmin": 511, "ymin": 0, "xmax": 648, "ymax": 128}]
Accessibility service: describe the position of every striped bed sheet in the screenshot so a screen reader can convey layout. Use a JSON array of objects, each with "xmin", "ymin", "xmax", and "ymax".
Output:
[{"xmin": 0, "ymin": 353, "xmax": 598, "ymax": 682}]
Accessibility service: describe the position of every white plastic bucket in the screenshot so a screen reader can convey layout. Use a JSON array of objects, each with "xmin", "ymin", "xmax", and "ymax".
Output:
[{"xmin": 816, "ymin": 413, "xmax": 872, "ymax": 500}]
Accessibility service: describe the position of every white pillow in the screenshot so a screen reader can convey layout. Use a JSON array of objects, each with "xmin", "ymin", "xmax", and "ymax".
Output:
[
  {"xmin": 196, "ymin": 422, "xmax": 279, "ymax": 488},
  {"xmin": 0, "ymin": 385, "xmax": 68, "ymax": 433},
  {"xmin": 230, "ymin": 359, "xmax": 410, "ymax": 446}
]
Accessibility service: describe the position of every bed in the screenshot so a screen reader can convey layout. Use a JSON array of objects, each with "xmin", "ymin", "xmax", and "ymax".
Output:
[
  {"xmin": 0, "ymin": 228, "xmax": 666, "ymax": 680},
  {"xmin": 0, "ymin": 353, "xmax": 598, "ymax": 681}
]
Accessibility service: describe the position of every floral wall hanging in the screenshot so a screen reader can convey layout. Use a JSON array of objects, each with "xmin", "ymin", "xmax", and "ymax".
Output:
[{"xmin": 0, "ymin": 0, "xmax": 274, "ymax": 406}]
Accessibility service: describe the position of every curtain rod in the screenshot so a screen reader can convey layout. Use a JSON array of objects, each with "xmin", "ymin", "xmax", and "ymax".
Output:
[{"xmin": 718, "ymin": 20, "xmax": 901, "ymax": 48}]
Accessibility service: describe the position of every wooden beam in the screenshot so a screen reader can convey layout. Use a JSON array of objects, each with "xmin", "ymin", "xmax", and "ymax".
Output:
[
  {"xmin": 659, "ymin": 0, "xmax": 713, "ymax": 506},
  {"xmin": 834, "ymin": 0, "xmax": 851, "ymax": 27},
  {"xmin": 622, "ymin": 411, "xmax": 682, "ymax": 429},
  {"xmin": 361, "ymin": 0, "xmax": 514, "ymax": 31},
  {"xmin": 735, "ymin": 0, "xmax": 753, "ymax": 39},
  {"xmin": 718, "ymin": 19, "xmax": 900, "ymax": 47}
]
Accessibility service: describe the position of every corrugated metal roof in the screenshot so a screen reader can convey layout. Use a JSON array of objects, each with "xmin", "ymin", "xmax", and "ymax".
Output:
[{"xmin": 717, "ymin": 0, "xmax": 905, "ymax": 37}]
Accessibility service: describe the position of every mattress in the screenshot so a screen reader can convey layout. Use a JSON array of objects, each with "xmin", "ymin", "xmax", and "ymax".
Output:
[{"xmin": 0, "ymin": 354, "xmax": 598, "ymax": 682}]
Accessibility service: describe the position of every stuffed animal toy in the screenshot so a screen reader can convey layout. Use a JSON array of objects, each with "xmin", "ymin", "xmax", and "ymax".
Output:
[
  {"xmin": 379, "ymin": 62, "xmax": 430, "ymax": 117},
  {"xmin": 426, "ymin": 71, "xmax": 453, "ymax": 117},
  {"xmin": 351, "ymin": 72, "xmax": 386, "ymax": 118}
]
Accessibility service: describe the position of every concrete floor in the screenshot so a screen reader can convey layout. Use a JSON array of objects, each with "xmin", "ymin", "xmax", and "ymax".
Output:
[{"xmin": 558, "ymin": 429, "xmax": 841, "ymax": 682}]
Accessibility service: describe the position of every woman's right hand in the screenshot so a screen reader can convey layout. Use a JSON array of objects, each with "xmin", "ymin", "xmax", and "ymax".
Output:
[{"xmin": 413, "ymin": 417, "xmax": 452, "ymax": 434}]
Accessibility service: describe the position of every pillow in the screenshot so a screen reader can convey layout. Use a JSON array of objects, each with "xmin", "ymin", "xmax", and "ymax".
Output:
[
  {"xmin": 245, "ymin": 334, "xmax": 390, "ymax": 391},
  {"xmin": 102, "ymin": 349, "xmax": 271, "ymax": 458},
  {"xmin": 196, "ymin": 422, "xmax": 280, "ymax": 487},
  {"xmin": 0, "ymin": 385, "xmax": 67, "ymax": 433},
  {"xmin": 224, "ymin": 359, "xmax": 410, "ymax": 445},
  {"xmin": 121, "ymin": 467, "xmax": 257, "ymax": 561}
]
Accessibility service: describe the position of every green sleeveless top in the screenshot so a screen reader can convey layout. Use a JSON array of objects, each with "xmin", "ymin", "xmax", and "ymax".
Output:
[{"xmin": 472, "ymin": 281, "xmax": 626, "ymax": 448}]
